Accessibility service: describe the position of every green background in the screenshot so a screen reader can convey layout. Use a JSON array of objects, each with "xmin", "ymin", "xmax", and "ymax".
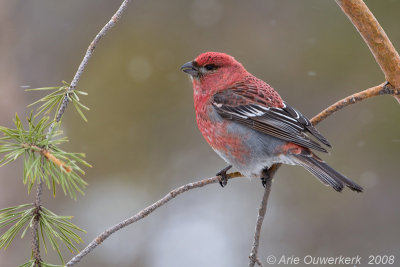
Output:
[{"xmin": 0, "ymin": 0, "xmax": 399, "ymax": 266}]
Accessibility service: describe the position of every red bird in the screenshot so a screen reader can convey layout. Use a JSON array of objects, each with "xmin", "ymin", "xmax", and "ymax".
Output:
[{"xmin": 181, "ymin": 52, "xmax": 363, "ymax": 192}]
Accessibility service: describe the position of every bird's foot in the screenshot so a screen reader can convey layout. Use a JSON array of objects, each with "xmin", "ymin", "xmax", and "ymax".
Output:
[
  {"xmin": 216, "ymin": 165, "xmax": 232, "ymax": 187},
  {"xmin": 260, "ymin": 167, "xmax": 273, "ymax": 188}
]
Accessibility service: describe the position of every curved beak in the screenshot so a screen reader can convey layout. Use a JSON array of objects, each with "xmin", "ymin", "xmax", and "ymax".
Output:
[{"xmin": 180, "ymin": 61, "xmax": 199, "ymax": 77}]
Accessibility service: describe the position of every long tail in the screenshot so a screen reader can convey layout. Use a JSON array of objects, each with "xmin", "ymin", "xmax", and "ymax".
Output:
[{"xmin": 293, "ymin": 151, "xmax": 363, "ymax": 192}]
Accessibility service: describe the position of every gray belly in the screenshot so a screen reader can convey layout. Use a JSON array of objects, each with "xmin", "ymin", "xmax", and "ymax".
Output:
[{"xmin": 214, "ymin": 121, "xmax": 296, "ymax": 178}]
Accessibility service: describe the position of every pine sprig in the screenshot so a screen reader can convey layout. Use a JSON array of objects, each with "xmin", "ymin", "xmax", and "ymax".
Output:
[
  {"xmin": 0, "ymin": 204, "xmax": 85, "ymax": 265},
  {"xmin": 39, "ymin": 207, "xmax": 86, "ymax": 264},
  {"xmin": 0, "ymin": 114, "xmax": 91, "ymax": 199},
  {"xmin": 0, "ymin": 204, "xmax": 34, "ymax": 250},
  {"xmin": 27, "ymin": 81, "xmax": 89, "ymax": 122}
]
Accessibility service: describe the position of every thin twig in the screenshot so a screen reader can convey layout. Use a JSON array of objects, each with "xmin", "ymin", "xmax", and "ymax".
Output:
[
  {"xmin": 311, "ymin": 82, "xmax": 399, "ymax": 125},
  {"xmin": 248, "ymin": 165, "xmax": 280, "ymax": 267},
  {"xmin": 255, "ymin": 257, "xmax": 264, "ymax": 267},
  {"xmin": 30, "ymin": 0, "xmax": 133, "ymax": 264},
  {"xmin": 31, "ymin": 175, "xmax": 43, "ymax": 267},
  {"xmin": 49, "ymin": 0, "xmax": 132, "ymax": 134},
  {"xmin": 23, "ymin": 144, "xmax": 72, "ymax": 173},
  {"xmin": 65, "ymin": 172, "xmax": 243, "ymax": 266},
  {"xmin": 248, "ymin": 178, "xmax": 271, "ymax": 267}
]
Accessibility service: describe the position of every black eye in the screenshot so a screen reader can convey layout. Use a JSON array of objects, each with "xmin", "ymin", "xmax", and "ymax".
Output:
[{"xmin": 204, "ymin": 64, "xmax": 217, "ymax": 71}]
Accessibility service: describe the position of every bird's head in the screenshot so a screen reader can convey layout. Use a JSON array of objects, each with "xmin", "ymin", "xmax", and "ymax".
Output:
[{"xmin": 181, "ymin": 52, "xmax": 248, "ymax": 95}]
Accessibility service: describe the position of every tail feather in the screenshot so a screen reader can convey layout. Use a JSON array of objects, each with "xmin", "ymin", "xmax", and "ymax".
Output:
[{"xmin": 294, "ymin": 153, "xmax": 363, "ymax": 192}]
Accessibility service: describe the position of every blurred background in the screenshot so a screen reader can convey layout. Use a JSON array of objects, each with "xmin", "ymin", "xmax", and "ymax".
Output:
[{"xmin": 1, "ymin": 0, "xmax": 399, "ymax": 266}]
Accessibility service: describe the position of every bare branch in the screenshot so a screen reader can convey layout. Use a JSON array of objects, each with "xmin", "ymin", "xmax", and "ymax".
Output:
[
  {"xmin": 69, "ymin": 0, "xmax": 131, "ymax": 91},
  {"xmin": 311, "ymin": 82, "xmax": 399, "ymax": 125},
  {"xmin": 248, "ymin": 178, "xmax": 272, "ymax": 267},
  {"xmin": 65, "ymin": 172, "xmax": 243, "ymax": 266},
  {"xmin": 248, "ymin": 164, "xmax": 280, "ymax": 267},
  {"xmin": 49, "ymin": 0, "xmax": 132, "ymax": 133}
]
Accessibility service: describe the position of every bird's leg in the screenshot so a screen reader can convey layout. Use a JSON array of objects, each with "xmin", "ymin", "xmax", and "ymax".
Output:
[
  {"xmin": 216, "ymin": 165, "xmax": 232, "ymax": 187},
  {"xmin": 260, "ymin": 167, "xmax": 273, "ymax": 188}
]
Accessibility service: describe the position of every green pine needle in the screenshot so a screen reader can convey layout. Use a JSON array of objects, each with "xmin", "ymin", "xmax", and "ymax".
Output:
[
  {"xmin": 1, "ymin": 204, "xmax": 85, "ymax": 265},
  {"xmin": 0, "ymin": 204, "xmax": 35, "ymax": 250},
  {"xmin": 38, "ymin": 207, "xmax": 85, "ymax": 264},
  {"xmin": 0, "ymin": 114, "xmax": 91, "ymax": 199},
  {"xmin": 26, "ymin": 81, "xmax": 89, "ymax": 122},
  {"xmin": 18, "ymin": 260, "xmax": 35, "ymax": 267},
  {"xmin": 20, "ymin": 259, "xmax": 69, "ymax": 267}
]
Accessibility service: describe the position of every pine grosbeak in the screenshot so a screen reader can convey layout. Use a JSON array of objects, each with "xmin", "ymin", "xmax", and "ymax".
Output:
[{"xmin": 181, "ymin": 52, "xmax": 362, "ymax": 192}]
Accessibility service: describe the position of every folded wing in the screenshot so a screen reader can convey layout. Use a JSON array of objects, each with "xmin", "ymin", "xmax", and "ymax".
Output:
[{"xmin": 212, "ymin": 87, "xmax": 331, "ymax": 153}]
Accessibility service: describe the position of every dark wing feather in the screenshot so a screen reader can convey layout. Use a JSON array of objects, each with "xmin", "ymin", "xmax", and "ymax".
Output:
[
  {"xmin": 281, "ymin": 102, "xmax": 331, "ymax": 147},
  {"xmin": 212, "ymin": 89, "xmax": 331, "ymax": 153}
]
